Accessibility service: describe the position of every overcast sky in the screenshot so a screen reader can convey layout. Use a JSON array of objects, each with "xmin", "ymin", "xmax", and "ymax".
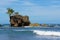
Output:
[{"xmin": 0, "ymin": 0, "xmax": 60, "ymax": 24}]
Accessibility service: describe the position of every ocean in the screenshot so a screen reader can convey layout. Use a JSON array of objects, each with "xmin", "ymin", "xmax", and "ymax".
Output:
[{"xmin": 0, "ymin": 25, "xmax": 60, "ymax": 40}]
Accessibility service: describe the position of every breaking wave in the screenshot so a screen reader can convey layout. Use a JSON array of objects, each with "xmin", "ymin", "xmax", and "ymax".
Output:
[{"xmin": 33, "ymin": 30, "xmax": 60, "ymax": 36}]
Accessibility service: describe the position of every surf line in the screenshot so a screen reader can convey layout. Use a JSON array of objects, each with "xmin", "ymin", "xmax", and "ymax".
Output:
[{"xmin": 33, "ymin": 30, "xmax": 60, "ymax": 36}]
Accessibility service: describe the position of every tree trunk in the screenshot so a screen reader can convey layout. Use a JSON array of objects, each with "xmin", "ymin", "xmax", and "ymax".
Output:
[{"xmin": 9, "ymin": 14, "xmax": 11, "ymax": 25}]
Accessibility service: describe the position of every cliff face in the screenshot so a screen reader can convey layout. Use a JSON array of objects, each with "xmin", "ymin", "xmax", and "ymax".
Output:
[{"xmin": 10, "ymin": 14, "xmax": 30, "ymax": 27}]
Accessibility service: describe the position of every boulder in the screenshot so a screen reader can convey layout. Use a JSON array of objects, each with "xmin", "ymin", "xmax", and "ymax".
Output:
[{"xmin": 29, "ymin": 23, "xmax": 40, "ymax": 27}]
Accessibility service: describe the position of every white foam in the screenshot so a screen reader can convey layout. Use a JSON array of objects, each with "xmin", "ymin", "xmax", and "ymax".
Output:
[
  {"xmin": 33, "ymin": 30, "xmax": 60, "ymax": 36},
  {"xmin": 13, "ymin": 29, "xmax": 33, "ymax": 31}
]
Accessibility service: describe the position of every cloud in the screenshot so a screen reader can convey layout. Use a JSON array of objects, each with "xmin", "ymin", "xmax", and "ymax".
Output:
[
  {"xmin": 52, "ymin": 1, "xmax": 60, "ymax": 3},
  {"xmin": 50, "ymin": 0, "xmax": 60, "ymax": 7},
  {"xmin": 15, "ymin": 1, "xmax": 35, "ymax": 6},
  {"xmin": 29, "ymin": 0, "xmax": 60, "ymax": 8},
  {"xmin": 23, "ymin": 1, "xmax": 34, "ymax": 5},
  {"xmin": 0, "ymin": 0, "xmax": 18, "ymax": 6},
  {"xmin": 50, "ymin": 5, "xmax": 60, "ymax": 7}
]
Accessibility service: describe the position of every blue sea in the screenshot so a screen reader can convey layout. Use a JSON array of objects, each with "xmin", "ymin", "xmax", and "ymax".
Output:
[{"xmin": 0, "ymin": 25, "xmax": 60, "ymax": 40}]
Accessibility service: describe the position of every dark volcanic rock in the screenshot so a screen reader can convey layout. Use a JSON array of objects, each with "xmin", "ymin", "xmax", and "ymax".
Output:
[
  {"xmin": 22, "ymin": 16, "xmax": 30, "ymax": 26},
  {"xmin": 10, "ymin": 14, "xmax": 30, "ymax": 27}
]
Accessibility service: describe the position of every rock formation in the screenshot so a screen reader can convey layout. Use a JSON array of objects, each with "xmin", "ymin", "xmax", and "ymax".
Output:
[
  {"xmin": 29, "ymin": 23, "xmax": 40, "ymax": 27},
  {"xmin": 10, "ymin": 13, "xmax": 30, "ymax": 27}
]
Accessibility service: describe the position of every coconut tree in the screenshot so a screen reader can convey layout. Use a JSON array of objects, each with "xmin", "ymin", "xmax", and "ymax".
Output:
[
  {"xmin": 7, "ymin": 8, "xmax": 14, "ymax": 25},
  {"xmin": 7, "ymin": 8, "xmax": 14, "ymax": 17}
]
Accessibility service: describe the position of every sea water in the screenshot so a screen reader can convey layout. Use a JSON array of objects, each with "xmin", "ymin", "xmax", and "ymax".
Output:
[{"xmin": 0, "ymin": 26, "xmax": 60, "ymax": 40}]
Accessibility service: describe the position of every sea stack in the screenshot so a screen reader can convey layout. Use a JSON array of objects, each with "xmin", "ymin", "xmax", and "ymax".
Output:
[{"xmin": 10, "ymin": 13, "xmax": 30, "ymax": 27}]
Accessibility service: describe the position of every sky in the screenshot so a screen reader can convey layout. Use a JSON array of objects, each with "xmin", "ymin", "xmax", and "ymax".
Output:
[{"xmin": 0, "ymin": 0, "xmax": 60, "ymax": 24}]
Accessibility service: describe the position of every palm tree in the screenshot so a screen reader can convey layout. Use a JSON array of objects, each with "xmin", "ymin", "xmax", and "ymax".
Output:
[
  {"xmin": 7, "ymin": 8, "xmax": 14, "ymax": 25},
  {"xmin": 7, "ymin": 8, "xmax": 14, "ymax": 17}
]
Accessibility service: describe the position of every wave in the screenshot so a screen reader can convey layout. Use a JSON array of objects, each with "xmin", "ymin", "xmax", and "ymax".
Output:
[
  {"xmin": 12, "ymin": 29, "xmax": 33, "ymax": 31},
  {"xmin": 33, "ymin": 30, "xmax": 60, "ymax": 36},
  {"xmin": 9, "ymin": 29, "xmax": 60, "ymax": 36}
]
